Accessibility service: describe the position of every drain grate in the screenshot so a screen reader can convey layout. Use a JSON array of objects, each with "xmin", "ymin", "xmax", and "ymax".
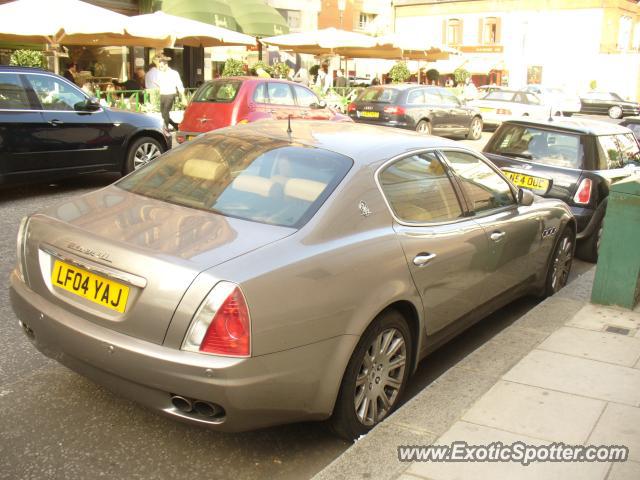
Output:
[{"xmin": 605, "ymin": 326, "xmax": 631, "ymax": 336}]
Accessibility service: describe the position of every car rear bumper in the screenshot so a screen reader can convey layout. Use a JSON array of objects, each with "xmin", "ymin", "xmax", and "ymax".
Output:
[
  {"xmin": 351, "ymin": 118, "xmax": 410, "ymax": 129},
  {"xmin": 10, "ymin": 271, "xmax": 358, "ymax": 432},
  {"xmin": 569, "ymin": 205, "xmax": 596, "ymax": 238}
]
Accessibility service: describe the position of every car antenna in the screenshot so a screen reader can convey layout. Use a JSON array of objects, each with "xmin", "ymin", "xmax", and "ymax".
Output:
[
  {"xmin": 548, "ymin": 107, "xmax": 554, "ymax": 122},
  {"xmin": 287, "ymin": 114, "xmax": 293, "ymax": 136}
]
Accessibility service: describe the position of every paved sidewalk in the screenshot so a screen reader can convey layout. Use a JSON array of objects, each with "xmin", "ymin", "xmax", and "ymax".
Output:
[{"xmin": 314, "ymin": 267, "xmax": 640, "ymax": 480}]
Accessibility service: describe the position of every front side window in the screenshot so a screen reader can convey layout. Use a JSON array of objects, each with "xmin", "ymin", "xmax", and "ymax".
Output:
[
  {"xmin": 0, "ymin": 73, "xmax": 30, "ymax": 110},
  {"xmin": 292, "ymin": 85, "xmax": 319, "ymax": 107},
  {"xmin": 267, "ymin": 82, "xmax": 294, "ymax": 106},
  {"xmin": 489, "ymin": 124, "xmax": 584, "ymax": 169},
  {"xmin": 379, "ymin": 152, "xmax": 463, "ymax": 223},
  {"xmin": 25, "ymin": 74, "xmax": 86, "ymax": 111},
  {"xmin": 442, "ymin": 150, "xmax": 515, "ymax": 213},
  {"xmin": 192, "ymin": 80, "xmax": 241, "ymax": 103},
  {"xmin": 117, "ymin": 134, "xmax": 352, "ymax": 228}
]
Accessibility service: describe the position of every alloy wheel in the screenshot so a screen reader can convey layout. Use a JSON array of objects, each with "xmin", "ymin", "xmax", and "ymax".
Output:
[
  {"xmin": 354, "ymin": 327, "xmax": 407, "ymax": 426},
  {"xmin": 551, "ymin": 236, "xmax": 573, "ymax": 292},
  {"xmin": 133, "ymin": 142, "xmax": 161, "ymax": 170},
  {"xmin": 470, "ymin": 117, "xmax": 482, "ymax": 139},
  {"xmin": 416, "ymin": 121, "xmax": 431, "ymax": 135},
  {"xmin": 608, "ymin": 106, "xmax": 623, "ymax": 119}
]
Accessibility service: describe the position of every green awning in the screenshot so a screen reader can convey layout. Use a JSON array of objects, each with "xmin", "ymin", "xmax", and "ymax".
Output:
[
  {"xmin": 160, "ymin": 0, "xmax": 238, "ymax": 32},
  {"xmin": 226, "ymin": 0, "xmax": 289, "ymax": 37}
]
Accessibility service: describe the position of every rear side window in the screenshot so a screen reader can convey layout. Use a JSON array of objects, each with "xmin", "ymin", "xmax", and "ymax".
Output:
[
  {"xmin": 442, "ymin": 150, "xmax": 515, "ymax": 213},
  {"xmin": 379, "ymin": 152, "xmax": 463, "ymax": 223},
  {"xmin": 0, "ymin": 73, "xmax": 31, "ymax": 110},
  {"xmin": 488, "ymin": 124, "xmax": 583, "ymax": 169},
  {"xmin": 406, "ymin": 90, "xmax": 424, "ymax": 105},
  {"xmin": 597, "ymin": 134, "xmax": 640, "ymax": 169},
  {"xmin": 358, "ymin": 87, "xmax": 399, "ymax": 103},
  {"xmin": 192, "ymin": 80, "xmax": 241, "ymax": 103},
  {"xmin": 117, "ymin": 134, "xmax": 352, "ymax": 228},
  {"xmin": 267, "ymin": 82, "xmax": 294, "ymax": 105}
]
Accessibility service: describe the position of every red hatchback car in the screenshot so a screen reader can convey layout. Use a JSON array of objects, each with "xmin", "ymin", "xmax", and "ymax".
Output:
[{"xmin": 177, "ymin": 76, "xmax": 350, "ymax": 143}]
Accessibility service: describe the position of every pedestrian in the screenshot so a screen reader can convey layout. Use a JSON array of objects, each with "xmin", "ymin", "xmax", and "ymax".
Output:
[
  {"xmin": 335, "ymin": 69, "xmax": 347, "ymax": 90},
  {"xmin": 63, "ymin": 62, "xmax": 77, "ymax": 84},
  {"xmin": 292, "ymin": 67, "xmax": 310, "ymax": 86},
  {"xmin": 371, "ymin": 76, "xmax": 380, "ymax": 86},
  {"xmin": 316, "ymin": 61, "xmax": 332, "ymax": 93},
  {"xmin": 145, "ymin": 56, "xmax": 161, "ymax": 90},
  {"xmin": 154, "ymin": 54, "xmax": 186, "ymax": 131}
]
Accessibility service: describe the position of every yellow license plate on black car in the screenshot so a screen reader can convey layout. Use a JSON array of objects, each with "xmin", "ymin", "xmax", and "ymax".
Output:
[
  {"xmin": 51, "ymin": 260, "xmax": 129, "ymax": 313},
  {"xmin": 503, "ymin": 171, "xmax": 550, "ymax": 192},
  {"xmin": 359, "ymin": 111, "xmax": 379, "ymax": 118}
]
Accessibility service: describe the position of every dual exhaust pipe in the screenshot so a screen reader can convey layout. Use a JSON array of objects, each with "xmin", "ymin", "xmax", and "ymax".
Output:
[{"xmin": 170, "ymin": 395, "xmax": 224, "ymax": 419}]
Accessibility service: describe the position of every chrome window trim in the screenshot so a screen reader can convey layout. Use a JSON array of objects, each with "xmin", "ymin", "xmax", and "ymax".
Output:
[
  {"xmin": 41, "ymin": 244, "xmax": 147, "ymax": 288},
  {"xmin": 374, "ymin": 147, "xmax": 473, "ymax": 228}
]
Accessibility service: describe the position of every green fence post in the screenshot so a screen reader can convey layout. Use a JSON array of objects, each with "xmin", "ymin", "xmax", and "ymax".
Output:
[{"xmin": 591, "ymin": 176, "xmax": 640, "ymax": 309}]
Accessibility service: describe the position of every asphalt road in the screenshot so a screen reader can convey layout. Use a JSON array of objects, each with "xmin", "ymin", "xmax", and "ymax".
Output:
[{"xmin": 0, "ymin": 122, "xmax": 595, "ymax": 480}]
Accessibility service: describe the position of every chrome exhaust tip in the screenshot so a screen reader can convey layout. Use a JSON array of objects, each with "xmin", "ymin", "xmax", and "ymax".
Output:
[
  {"xmin": 193, "ymin": 401, "xmax": 219, "ymax": 418},
  {"xmin": 170, "ymin": 395, "xmax": 193, "ymax": 413}
]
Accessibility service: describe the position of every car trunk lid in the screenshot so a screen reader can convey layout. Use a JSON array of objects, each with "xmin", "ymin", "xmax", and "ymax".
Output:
[{"xmin": 23, "ymin": 186, "xmax": 294, "ymax": 345}]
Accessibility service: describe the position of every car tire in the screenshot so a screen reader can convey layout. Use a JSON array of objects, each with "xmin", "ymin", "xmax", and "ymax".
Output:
[
  {"xmin": 543, "ymin": 228, "xmax": 575, "ymax": 297},
  {"xmin": 563, "ymin": 112, "xmax": 573, "ymax": 117},
  {"xmin": 330, "ymin": 309, "xmax": 413, "ymax": 441},
  {"xmin": 123, "ymin": 137, "xmax": 163, "ymax": 175},
  {"xmin": 466, "ymin": 116, "xmax": 483, "ymax": 140},
  {"xmin": 608, "ymin": 105, "xmax": 623, "ymax": 119},
  {"xmin": 416, "ymin": 120, "xmax": 431, "ymax": 135},
  {"xmin": 576, "ymin": 217, "xmax": 604, "ymax": 263}
]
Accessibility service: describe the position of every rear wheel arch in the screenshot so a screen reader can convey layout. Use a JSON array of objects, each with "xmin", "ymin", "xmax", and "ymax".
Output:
[{"xmin": 382, "ymin": 300, "xmax": 421, "ymax": 372}]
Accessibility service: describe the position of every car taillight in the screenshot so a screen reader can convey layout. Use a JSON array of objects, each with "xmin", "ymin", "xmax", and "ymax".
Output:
[
  {"xmin": 496, "ymin": 108, "xmax": 512, "ymax": 115},
  {"xmin": 176, "ymin": 135, "xmax": 185, "ymax": 144},
  {"xmin": 573, "ymin": 178, "xmax": 593, "ymax": 205},
  {"xmin": 182, "ymin": 282, "xmax": 251, "ymax": 357},
  {"xmin": 384, "ymin": 105, "xmax": 405, "ymax": 115},
  {"xmin": 347, "ymin": 102, "xmax": 356, "ymax": 112}
]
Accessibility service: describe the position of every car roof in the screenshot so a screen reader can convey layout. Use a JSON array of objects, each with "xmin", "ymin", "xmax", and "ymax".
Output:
[
  {"xmin": 367, "ymin": 83, "xmax": 437, "ymax": 91},
  {"xmin": 0, "ymin": 65, "xmax": 49, "ymax": 74},
  {"xmin": 503, "ymin": 117, "xmax": 633, "ymax": 135},
  {"xmin": 211, "ymin": 120, "xmax": 462, "ymax": 166}
]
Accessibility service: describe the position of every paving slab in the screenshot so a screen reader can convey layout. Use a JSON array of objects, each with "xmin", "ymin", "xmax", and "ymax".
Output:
[
  {"xmin": 514, "ymin": 297, "xmax": 584, "ymax": 334},
  {"xmin": 503, "ymin": 350, "xmax": 640, "ymax": 406},
  {"xmin": 588, "ymin": 403, "xmax": 640, "ymax": 463},
  {"xmin": 567, "ymin": 304, "xmax": 640, "ymax": 334},
  {"xmin": 406, "ymin": 422, "xmax": 610, "ymax": 480},
  {"xmin": 462, "ymin": 380, "xmax": 605, "ymax": 444},
  {"xmin": 606, "ymin": 460, "xmax": 640, "ymax": 480},
  {"xmin": 538, "ymin": 327, "xmax": 640, "ymax": 367}
]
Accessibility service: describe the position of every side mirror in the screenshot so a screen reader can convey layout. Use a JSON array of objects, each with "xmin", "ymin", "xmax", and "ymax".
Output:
[
  {"xmin": 312, "ymin": 100, "xmax": 327, "ymax": 109},
  {"xmin": 518, "ymin": 188, "xmax": 535, "ymax": 206},
  {"xmin": 75, "ymin": 97, "xmax": 101, "ymax": 112}
]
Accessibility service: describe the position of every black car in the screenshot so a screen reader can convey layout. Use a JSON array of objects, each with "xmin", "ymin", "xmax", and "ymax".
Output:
[
  {"xmin": 0, "ymin": 66, "xmax": 171, "ymax": 186},
  {"xmin": 579, "ymin": 91, "xmax": 640, "ymax": 119},
  {"xmin": 620, "ymin": 117, "xmax": 640, "ymax": 142},
  {"xmin": 483, "ymin": 118, "xmax": 640, "ymax": 261},
  {"xmin": 347, "ymin": 84, "xmax": 483, "ymax": 140}
]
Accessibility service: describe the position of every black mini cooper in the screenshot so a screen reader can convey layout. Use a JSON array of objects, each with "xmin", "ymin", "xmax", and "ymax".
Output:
[{"xmin": 483, "ymin": 118, "xmax": 640, "ymax": 261}]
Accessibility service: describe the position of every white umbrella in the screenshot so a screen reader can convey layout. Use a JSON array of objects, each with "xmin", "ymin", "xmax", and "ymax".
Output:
[
  {"xmin": 261, "ymin": 27, "xmax": 377, "ymax": 55},
  {"xmin": 0, "ymin": 0, "xmax": 171, "ymax": 47},
  {"xmin": 126, "ymin": 11, "xmax": 256, "ymax": 48}
]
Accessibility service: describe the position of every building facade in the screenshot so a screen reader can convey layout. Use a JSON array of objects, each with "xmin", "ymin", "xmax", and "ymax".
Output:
[{"xmin": 394, "ymin": 0, "xmax": 640, "ymax": 100}]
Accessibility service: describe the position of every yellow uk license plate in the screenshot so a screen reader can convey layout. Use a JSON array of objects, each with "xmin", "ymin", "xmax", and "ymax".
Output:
[
  {"xmin": 359, "ymin": 111, "xmax": 379, "ymax": 118},
  {"xmin": 503, "ymin": 171, "xmax": 550, "ymax": 192},
  {"xmin": 51, "ymin": 260, "xmax": 130, "ymax": 313}
]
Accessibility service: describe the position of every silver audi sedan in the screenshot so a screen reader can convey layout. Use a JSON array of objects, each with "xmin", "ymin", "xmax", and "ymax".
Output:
[{"xmin": 10, "ymin": 121, "xmax": 575, "ymax": 439}]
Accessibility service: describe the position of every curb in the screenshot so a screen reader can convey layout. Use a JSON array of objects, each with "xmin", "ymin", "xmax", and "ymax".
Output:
[{"xmin": 312, "ymin": 267, "xmax": 596, "ymax": 480}]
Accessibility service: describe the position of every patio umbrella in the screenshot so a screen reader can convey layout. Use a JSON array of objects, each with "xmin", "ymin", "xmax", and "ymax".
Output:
[
  {"xmin": 0, "ymin": 0, "xmax": 171, "ymax": 48},
  {"xmin": 261, "ymin": 28, "xmax": 377, "ymax": 55},
  {"xmin": 126, "ymin": 11, "xmax": 256, "ymax": 48}
]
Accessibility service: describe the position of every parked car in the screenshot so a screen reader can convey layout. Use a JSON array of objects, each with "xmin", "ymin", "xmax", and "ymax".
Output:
[
  {"xmin": 477, "ymin": 84, "xmax": 508, "ymax": 97},
  {"xmin": 579, "ymin": 91, "xmax": 640, "ymax": 119},
  {"xmin": 0, "ymin": 66, "xmax": 171, "ymax": 186},
  {"xmin": 11, "ymin": 121, "xmax": 575, "ymax": 440},
  {"xmin": 347, "ymin": 84, "xmax": 483, "ymax": 140},
  {"xmin": 176, "ymin": 76, "xmax": 349, "ymax": 144},
  {"xmin": 468, "ymin": 89, "xmax": 550, "ymax": 128},
  {"xmin": 524, "ymin": 85, "xmax": 582, "ymax": 116},
  {"xmin": 619, "ymin": 117, "xmax": 640, "ymax": 142},
  {"xmin": 483, "ymin": 117, "xmax": 640, "ymax": 261}
]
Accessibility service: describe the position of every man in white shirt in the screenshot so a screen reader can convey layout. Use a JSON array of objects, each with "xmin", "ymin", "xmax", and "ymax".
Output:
[{"xmin": 150, "ymin": 54, "xmax": 186, "ymax": 131}]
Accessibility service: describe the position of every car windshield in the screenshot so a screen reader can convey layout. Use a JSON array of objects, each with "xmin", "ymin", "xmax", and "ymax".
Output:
[
  {"xmin": 482, "ymin": 91, "xmax": 515, "ymax": 101},
  {"xmin": 358, "ymin": 87, "xmax": 399, "ymax": 103},
  {"xmin": 488, "ymin": 124, "xmax": 584, "ymax": 168},
  {"xmin": 192, "ymin": 80, "xmax": 241, "ymax": 102},
  {"xmin": 117, "ymin": 134, "xmax": 352, "ymax": 228}
]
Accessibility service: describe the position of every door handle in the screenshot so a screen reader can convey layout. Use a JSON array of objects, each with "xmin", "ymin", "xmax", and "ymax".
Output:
[
  {"xmin": 48, "ymin": 119, "xmax": 64, "ymax": 126},
  {"xmin": 413, "ymin": 252, "xmax": 437, "ymax": 266},
  {"xmin": 490, "ymin": 231, "xmax": 506, "ymax": 242}
]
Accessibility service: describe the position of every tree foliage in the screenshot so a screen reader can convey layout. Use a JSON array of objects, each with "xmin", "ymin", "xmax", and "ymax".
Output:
[
  {"xmin": 426, "ymin": 68, "xmax": 440, "ymax": 84},
  {"xmin": 389, "ymin": 62, "xmax": 410, "ymax": 84},
  {"xmin": 453, "ymin": 68, "xmax": 471, "ymax": 85},
  {"xmin": 9, "ymin": 49, "xmax": 45, "ymax": 68},
  {"xmin": 222, "ymin": 58, "xmax": 245, "ymax": 77}
]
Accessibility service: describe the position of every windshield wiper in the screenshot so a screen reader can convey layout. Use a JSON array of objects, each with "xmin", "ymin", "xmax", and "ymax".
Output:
[{"xmin": 495, "ymin": 152, "xmax": 533, "ymax": 160}]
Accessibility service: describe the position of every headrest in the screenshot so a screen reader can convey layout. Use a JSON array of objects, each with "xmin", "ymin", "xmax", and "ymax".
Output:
[
  {"xmin": 284, "ymin": 178, "xmax": 327, "ymax": 202},
  {"xmin": 183, "ymin": 159, "xmax": 227, "ymax": 181},
  {"xmin": 231, "ymin": 175, "xmax": 276, "ymax": 197}
]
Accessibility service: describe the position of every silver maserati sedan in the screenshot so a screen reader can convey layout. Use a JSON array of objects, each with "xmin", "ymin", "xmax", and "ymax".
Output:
[{"xmin": 10, "ymin": 121, "xmax": 575, "ymax": 439}]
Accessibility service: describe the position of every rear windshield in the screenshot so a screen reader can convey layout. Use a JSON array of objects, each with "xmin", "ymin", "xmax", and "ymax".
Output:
[
  {"xmin": 117, "ymin": 134, "xmax": 353, "ymax": 228},
  {"xmin": 192, "ymin": 80, "xmax": 241, "ymax": 103},
  {"xmin": 488, "ymin": 124, "xmax": 584, "ymax": 169},
  {"xmin": 357, "ymin": 87, "xmax": 399, "ymax": 103}
]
